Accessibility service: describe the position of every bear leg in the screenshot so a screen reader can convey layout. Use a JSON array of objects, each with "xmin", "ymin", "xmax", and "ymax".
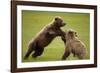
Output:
[
  {"xmin": 62, "ymin": 51, "xmax": 70, "ymax": 60},
  {"xmin": 24, "ymin": 47, "xmax": 34, "ymax": 59},
  {"xmin": 32, "ymin": 47, "xmax": 44, "ymax": 58},
  {"xmin": 77, "ymin": 53, "xmax": 85, "ymax": 59}
]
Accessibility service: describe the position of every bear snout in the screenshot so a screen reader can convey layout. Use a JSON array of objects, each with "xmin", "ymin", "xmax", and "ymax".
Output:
[{"xmin": 60, "ymin": 22, "xmax": 66, "ymax": 27}]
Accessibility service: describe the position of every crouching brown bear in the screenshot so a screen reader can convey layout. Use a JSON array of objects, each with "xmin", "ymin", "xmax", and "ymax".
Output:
[
  {"xmin": 24, "ymin": 16, "xmax": 66, "ymax": 59},
  {"xmin": 61, "ymin": 29, "xmax": 87, "ymax": 60}
]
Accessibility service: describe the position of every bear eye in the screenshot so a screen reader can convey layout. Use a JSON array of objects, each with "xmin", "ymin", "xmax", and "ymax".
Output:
[{"xmin": 75, "ymin": 32, "xmax": 78, "ymax": 37}]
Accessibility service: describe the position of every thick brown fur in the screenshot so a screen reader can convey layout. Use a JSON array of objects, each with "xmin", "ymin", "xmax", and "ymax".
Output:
[
  {"xmin": 24, "ymin": 16, "xmax": 66, "ymax": 59},
  {"xmin": 61, "ymin": 29, "xmax": 87, "ymax": 60}
]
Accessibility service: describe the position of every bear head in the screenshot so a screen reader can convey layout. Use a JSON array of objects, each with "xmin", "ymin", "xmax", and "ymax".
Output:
[
  {"xmin": 53, "ymin": 16, "xmax": 66, "ymax": 27},
  {"xmin": 67, "ymin": 29, "xmax": 78, "ymax": 38}
]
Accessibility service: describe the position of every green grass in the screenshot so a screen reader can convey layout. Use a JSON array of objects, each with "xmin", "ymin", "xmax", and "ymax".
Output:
[{"xmin": 22, "ymin": 10, "xmax": 90, "ymax": 62}]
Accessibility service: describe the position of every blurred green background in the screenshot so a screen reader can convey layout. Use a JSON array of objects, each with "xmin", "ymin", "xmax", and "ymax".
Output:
[{"xmin": 22, "ymin": 10, "xmax": 90, "ymax": 62}]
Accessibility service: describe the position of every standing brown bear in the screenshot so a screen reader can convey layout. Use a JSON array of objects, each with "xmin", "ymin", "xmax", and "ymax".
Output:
[
  {"xmin": 61, "ymin": 29, "xmax": 87, "ymax": 60},
  {"xmin": 24, "ymin": 16, "xmax": 66, "ymax": 59}
]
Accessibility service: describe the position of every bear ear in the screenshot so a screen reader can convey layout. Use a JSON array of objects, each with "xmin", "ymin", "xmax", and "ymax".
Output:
[
  {"xmin": 55, "ymin": 17, "xmax": 58, "ymax": 21},
  {"xmin": 54, "ymin": 16, "xmax": 61, "ymax": 21}
]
